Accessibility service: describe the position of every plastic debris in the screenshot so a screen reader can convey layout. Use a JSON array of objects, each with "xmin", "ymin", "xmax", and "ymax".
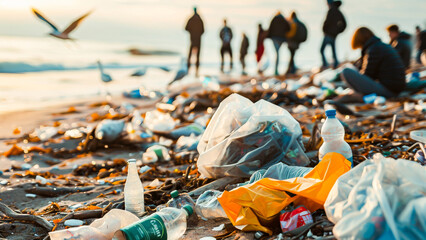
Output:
[
  {"xmin": 142, "ymin": 145, "xmax": 171, "ymax": 163},
  {"xmin": 143, "ymin": 110, "xmax": 177, "ymax": 132},
  {"xmin": 197, "ymin": 94, "xmax": 309, "ymax": 178},
  {"xmin": 218, "ymin": 153, "xmax": 351, "ymax": 235},
  {"xmin": 280, "ymin": 206, "xmax": 313, "ymax": 233},
  {"xmin": 195, "ymin": 190, "xmax": 228, "ymax": 220},
  {"xmin": 325, "ymin": 154, "xmax": 426, "ymax": 240},
  {"xmin": 114, "ymin": 205, "xmax": 193, "ymax": 240},
  {"xmin": 49, "ymin": 209, "xmax": 139, "ymax": 240},
  {"xmin": 95, "ymin": 119, "xmax": 125, "ymax": 142}
]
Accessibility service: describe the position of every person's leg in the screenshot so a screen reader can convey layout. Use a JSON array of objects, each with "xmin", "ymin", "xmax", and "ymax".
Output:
[
  {"xmin": 195, "ymin": 44, "xmax": 201, "ymax": 77},
  {"xmin": 416, "ymin": 49, "xmax": 422, "ymax": 64},
  {"xmin": 229, "ymin": 46, "xmax": 233, "ymax": 69},
  {"xmin": 273, "ymin": 39, "xmax": 281, "ymax": 75},
  {"xmin": 340, "ymin": 68, "xmax": 396, "ymax": 98},
  {"xmin": 220, "ymin": 45, "xmax": 225, "ymax": 72},
  {"xmin": 187, "ymin": 43, "xmax": 193, "ymax": 70},
  {"xmin": 330, "ymin": 37, "xmax": 339, "ymax": 68},
  {"xmin": 320, "ymin": 36, "xmax": 329, "ymax": 68},
  {"xmin": 241, "ymin": 55, "xmax": 246, "ymax": 74},
  {"xmin": 287, "ymin": 48, "xmax": 296, "ymax": 74}
]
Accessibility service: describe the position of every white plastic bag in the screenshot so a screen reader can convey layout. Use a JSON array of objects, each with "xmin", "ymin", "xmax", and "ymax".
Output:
[
  {"xmin": 197, "ymin": 94, "xmax": 309, "ymax": 178},
  {"xmin": 324, "ymin": 154, "xmax": 426, "ymax": 240},
  {"xmin": 49, "ymin": 209, "xmax": 139, "ymax": 240},
  {"xmin": 143, "ymin": 110, "xmax": 176, "ymax": 132}
]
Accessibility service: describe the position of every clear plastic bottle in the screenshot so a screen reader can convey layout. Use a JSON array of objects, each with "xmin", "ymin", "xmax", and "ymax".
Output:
[
  {"xmin": 167, "ymin": 190, "xmax": 195, "ymax": 209},
  {"xmin": 125, "ymin": 159, "xmax": 145, "ymax": 217},
  {"xmin": 113, "ymin": 205, "xmax": 193, "ymax": 240},
  {"xmin": 319, "ymin": 109, "xmax": 353, "ymax": 166},
  {"xmin": 156, "ymin": 190, "xmax": 195, "ymax": 212},
  {"xmin": 142, "ymin": 145, "xmax": 171, "ymax": 163}
]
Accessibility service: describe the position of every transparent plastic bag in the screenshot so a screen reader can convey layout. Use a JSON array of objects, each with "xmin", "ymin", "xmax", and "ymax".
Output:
[
  {"xmin": 248, "ymin": 162, "xmax": 312, "ymax": 184},
  {"xmin": 324, "ymin": 154, "xmax": 426, "ymax": 240},
  {"xmin": 49, "ymin": 209, "xmax": 139, "ymax": 240},
  {"xmin": 195, "ymin": 190, "xmax": 228, "ymax": 220},
  {"xmin": 197, "ymin": 94, "xmax": 309, "ymax": 178}
]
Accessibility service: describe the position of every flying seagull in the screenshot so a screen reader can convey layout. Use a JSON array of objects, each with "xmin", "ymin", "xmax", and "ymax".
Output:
[
  {"xmin": 167, "ymin": 57, "xmax": 188, "ymax": 86},
  {"xmin": 97, "ymin": 61, "xmax": 112, "ymax": 83},
  {"xmin": 31, "ymin": 8, "xmax": 91, "ymax": 40}
]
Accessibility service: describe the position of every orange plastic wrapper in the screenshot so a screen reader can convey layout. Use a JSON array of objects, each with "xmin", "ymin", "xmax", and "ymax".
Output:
[{"xmin": 218, "ymin": 152, "xmax": 351, "ymax": 235}]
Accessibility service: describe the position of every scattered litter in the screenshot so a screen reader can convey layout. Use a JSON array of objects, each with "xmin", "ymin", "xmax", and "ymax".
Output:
[
  {"xmin": 325, "ymin": 154, "xmax": 426, "ymax": 239},
  {"xmin": 212, "ymin": 224, "xmax": 225, "ymax": 231},
  {"xmin": 25, "ymin": 193, "xmax": 37, "ymax": 198}
]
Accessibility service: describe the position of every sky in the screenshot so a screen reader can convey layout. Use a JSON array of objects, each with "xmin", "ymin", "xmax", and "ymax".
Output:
[{"xmin": 0, "ymin": 0, "xmax": 425, "ymax": 67}]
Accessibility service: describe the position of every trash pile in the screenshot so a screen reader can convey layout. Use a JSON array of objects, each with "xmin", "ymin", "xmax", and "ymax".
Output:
[{"xmin": 0, "ymin": 68, "xmax": 425, "ymax": 240}]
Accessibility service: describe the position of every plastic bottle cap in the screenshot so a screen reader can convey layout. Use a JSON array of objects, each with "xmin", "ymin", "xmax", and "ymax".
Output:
[
  {"xmin": 170, "ymin": 190, "xmax": 179, "ymax": 198},
  {"xmin": 182, "ymin": 205, "xmax": 193, "ymax": 216},
  {"xmin": 127, "ymin": 159, "xmax": 137, "ymax": 163},
  {"xmin": 325, "ymin": 109, "xmax": 336, "ymax": 117}
]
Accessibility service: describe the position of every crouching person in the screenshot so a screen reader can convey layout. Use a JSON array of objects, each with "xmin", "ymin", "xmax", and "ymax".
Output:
[{"xmin": 336, "ymin": 27, "xmax": 406, "ymax": 103}]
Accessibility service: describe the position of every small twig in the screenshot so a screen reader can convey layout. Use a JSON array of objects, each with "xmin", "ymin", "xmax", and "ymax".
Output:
[
  {"xmin": 0, "ymin": 202, "xmax": 53, "ymax": 231},
  {"xmin": 390, "ymin": 114, "xmax": 397, "ymax": 137}
]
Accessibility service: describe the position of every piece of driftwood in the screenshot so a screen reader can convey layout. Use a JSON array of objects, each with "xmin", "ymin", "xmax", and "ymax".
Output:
[
  {"xmin": 59, "ymin": 201, "xmax": 114, "ymax": 223},
  {"xmin": 188, "ymin": 177, "xmax": 242, "ymax": 197},
  {"xmin": 25, "ymin": 186, "xmax": 95, "ymax": 197},
  {"xmin": 0, "ymin": 202, "xmax": 53, "ymax": 230}
]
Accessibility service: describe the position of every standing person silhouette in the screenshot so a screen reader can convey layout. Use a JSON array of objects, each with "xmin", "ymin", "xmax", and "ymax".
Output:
[
  {"xmin": 220, "ymin": 19, "xmax": 233, "ymax": 72},
  {"xmin": 240, "ymin": 33, "xmax": 249, "ymax": 75},
  {"xmin": 267, "ymin": 11, "xmax": 290, "ymax": 76},
  {"xmin": 285, "ymin": 11, "xmax": 308, "ymax": 75},
  {"xmin": 185, "ymin": 7, "xmax": 204, "ymax": 77},
  {"xmin": 320, "ymin": 0, "xmax": 346, "ymax": 69},
  {"xmin": 255, "ymin": 24, "xmax": 267, "ymax": 73}
]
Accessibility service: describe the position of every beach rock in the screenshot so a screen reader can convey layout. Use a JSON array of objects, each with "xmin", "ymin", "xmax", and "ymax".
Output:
[
  {"xmin": 25, "ymin": 193, "xmax": 37, "ymax": 198},
  {"xmin": 64, "ymin": 219, "xmax": 84, "ymax": 227}
]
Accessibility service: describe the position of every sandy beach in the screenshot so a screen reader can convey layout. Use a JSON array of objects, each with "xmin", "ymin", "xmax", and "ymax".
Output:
[{"xmin": 0, "ymin": 69, "xmax": 425, "ymax": 239}]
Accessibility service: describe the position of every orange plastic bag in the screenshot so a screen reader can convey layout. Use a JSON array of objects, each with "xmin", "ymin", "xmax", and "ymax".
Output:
[{"xmin": 218, "ymin": 152, "xmax": 351, "ymax": 234}]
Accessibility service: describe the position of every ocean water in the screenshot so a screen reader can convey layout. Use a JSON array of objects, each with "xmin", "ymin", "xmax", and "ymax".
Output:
[{"xmin": 0, "ymin": 0, "xmax": 424, "ymax": 113}]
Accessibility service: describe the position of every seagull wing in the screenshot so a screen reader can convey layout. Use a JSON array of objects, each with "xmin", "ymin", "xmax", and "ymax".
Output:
[
  {"xmin": 62, "ymin": 11, "xmax": 91, "ymax": 35},
  {"xmin": 31, "ymin": 8, "xmax": 59, "ymax": 32}
]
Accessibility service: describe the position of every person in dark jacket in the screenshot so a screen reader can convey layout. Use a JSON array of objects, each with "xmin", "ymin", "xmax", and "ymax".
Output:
[
  {"xmin": 336, "ymin": 27, "xmax": 405, "ymax": 103},
  {"xmin": 386, "ymin": 24, "xmax": 412, "ymax": 69},
  {"xmin": 255, "ymin": 24, "xmax": 267, "ymax": 73},
  {"xmin": 240, "ymin": 33, "xmax": 249, "ymax": 75},
  {"xmin": 416, "ymin": 27, "xmax": 426, "ymax": 66},
  {"xmin": 267, "ymin": 11, "xmax": 290, "ymax": 75},
  {"xmin": 286, "ymin": 12, "xmax": 308, "ymax": 75},
  {"xmin": 414, "ymin": 26, "xmax": 426, "ymax": 65},
  {"xmin": 220, "ymin": 19, "xmax": 233, "ymax": 72},
  {"xmin": 185, "ymin": 7, "xmax": 204, "ymax": 76},
  {"xmin": 320, "ymin": 0, "xmax": 346, "ymax": 69}
]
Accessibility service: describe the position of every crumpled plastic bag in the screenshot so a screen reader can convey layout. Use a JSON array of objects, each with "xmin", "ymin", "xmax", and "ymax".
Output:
[
  {"xmin": 197, "ymin": 93, "xmax": 309, "ymax": 178},
  {"xmin": 95, "ymin": 119, "xmax": 125, "ymax": 142},
  {"xmin": 248, "ymin": 162, "xmax": 313, "ymax": 184},
  {"xmin": 324, "ymin": 154, "xmax": 426, "ymax": 240},
  {"xmin": 49, "ymin": 209, "xmax": 139, "ymax": 240},
  {"xmin": 195, "ymin": 190, "xmax": 228, "ymax": 220},
  {"xmin": 218, "ymin": 152, "xmax": 351, "ymax": 235}
]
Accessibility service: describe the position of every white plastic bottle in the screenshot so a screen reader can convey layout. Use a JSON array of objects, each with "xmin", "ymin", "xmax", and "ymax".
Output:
[
  {"xmin": 319, "ymin": 109, "xmax": 353, "ymax": 166},
  {"xmin": 124, "ymin": 159, "xmax": 145, "ymax": 217},
  {"xmin": 113, "ymin": 205, "xmax": 193, "ymax": 240},
  {"xmin": 142, "ymin": 145, "xmax": 171, "ymax": 164}
]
